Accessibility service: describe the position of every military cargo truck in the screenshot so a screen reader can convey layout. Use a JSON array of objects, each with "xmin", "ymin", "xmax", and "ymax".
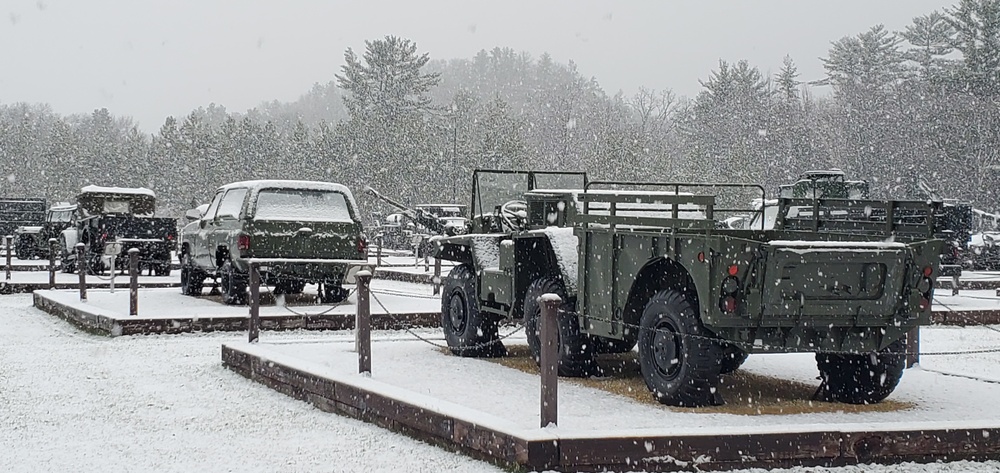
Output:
[
  {"xmin": 60, "ymin": 186, "xmax": 177, "ymax": 275},
  {"xmin": 434, "ymin": 170, "xmax": 945, "ymax": 407}
]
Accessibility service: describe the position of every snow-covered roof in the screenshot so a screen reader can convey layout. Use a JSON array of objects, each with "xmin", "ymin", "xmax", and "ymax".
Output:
[
  {"xmin": 80, "ymin": 185, "xmax": 155, "ymax": 197},
  {"xmin": 221, "ymin": 180, "xmax": 352, "ymax": 194},
  {"xmin": 219, "ymin": 180, "xmax": 358, "ymax": 210}
]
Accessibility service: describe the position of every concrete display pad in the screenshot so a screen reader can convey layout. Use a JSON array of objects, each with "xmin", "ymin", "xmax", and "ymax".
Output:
[
  {"xmin": 221, "ymin": 331, "xmax": 1000, "ymax": 472},
  {"xmin": 32, "ymin": 283, "xmax": 441, "ymax": 336}
]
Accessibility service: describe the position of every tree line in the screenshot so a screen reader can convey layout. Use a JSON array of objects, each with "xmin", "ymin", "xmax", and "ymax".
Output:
[{"xmin": 1, "ymin": 0, "xmax": 999, "ymax": 219}]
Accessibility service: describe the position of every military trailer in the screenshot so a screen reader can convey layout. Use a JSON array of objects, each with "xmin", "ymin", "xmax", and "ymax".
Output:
[
  {"xmin": 434, "ymin": 170, "xmax": 945, "ymax": 407},
  {"xmin": 60, "ymin": 187, "xmax": 177, "ymax": 275}
]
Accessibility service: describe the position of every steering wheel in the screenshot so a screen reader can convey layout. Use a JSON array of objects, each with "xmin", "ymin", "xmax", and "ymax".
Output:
[{"xmin": 498, "ymin": 200, "xmax": 528, "ymax": 232}]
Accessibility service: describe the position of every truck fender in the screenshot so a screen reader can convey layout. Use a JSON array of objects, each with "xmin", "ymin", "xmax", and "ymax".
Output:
[
  {"xmin": 60, "ymin": 228, "xmax": 79, "ymax": 249},
  {"xmin": 622, "ymin": 257, "xmax": 698, "ymax": 337}
]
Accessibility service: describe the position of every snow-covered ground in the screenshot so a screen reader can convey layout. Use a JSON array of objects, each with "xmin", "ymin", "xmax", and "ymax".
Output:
[
  {"xmin": 235, "ymin": 328, "xmax": 1000, "ymax": 433},
  {"xmin": 3, "ymin": 291, "xmax": 1000, "ymax": 472}
]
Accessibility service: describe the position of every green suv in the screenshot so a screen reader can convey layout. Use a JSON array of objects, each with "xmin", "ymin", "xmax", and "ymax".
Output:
[{"xmin": 179, "ymin": 180, "xmax": 370, "ymax": 305}]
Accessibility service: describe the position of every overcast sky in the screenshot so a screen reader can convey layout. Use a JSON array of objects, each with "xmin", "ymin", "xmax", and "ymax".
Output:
[{"xmin": 1, "ymin": 0, "xmax": 955, "ymax": 132}]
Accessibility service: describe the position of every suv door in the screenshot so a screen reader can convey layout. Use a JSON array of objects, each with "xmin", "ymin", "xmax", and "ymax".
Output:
[
  {"xmin": 208, "ymin": 187, "xmax": 249, "ymax": 267},
  {"xmin": 191, "ymin": 191, "xmax": 224, "ymax": 269}
]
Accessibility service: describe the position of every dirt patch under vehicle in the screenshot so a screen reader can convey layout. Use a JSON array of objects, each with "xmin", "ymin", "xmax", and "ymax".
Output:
[{"xmin": 488, "ymin": 344, "xmax": 914, "ymax": 416}]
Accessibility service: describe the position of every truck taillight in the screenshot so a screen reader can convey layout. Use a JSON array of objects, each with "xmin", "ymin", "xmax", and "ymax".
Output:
[
  {"xmin": 719, "ymin": 272, "xmax": 740, "ymax": 314},
  {"xmin": 237, "ymin": 234, "xmax": 251, "ymax": 250},
  {"xmin": 357, "ymin": 236, "xmax": 368, "ymax": 254}
]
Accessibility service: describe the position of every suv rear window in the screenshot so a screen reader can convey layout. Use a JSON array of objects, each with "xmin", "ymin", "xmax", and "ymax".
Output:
[{"xmin": 253, "ymin": 189, "xmax": 353, "ymax": 222}]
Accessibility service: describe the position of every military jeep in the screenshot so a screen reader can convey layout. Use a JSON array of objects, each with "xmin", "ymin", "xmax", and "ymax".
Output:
[
  {"xmin": 179, "ymin": 180, "xmax": 370, "ymax": 305},
  {"xmin": 434, "ymin": 170, "xmax": 945, "ymax": 407}
]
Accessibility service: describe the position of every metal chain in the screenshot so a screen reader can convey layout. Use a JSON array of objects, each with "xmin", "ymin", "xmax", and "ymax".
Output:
[
  {"xmin": 253, "ymin": 267, "xmax": 358, "ymax": 317},
  {"xmin": 369, "ymin": 291, "xmax": 524, "ymax": 351}
]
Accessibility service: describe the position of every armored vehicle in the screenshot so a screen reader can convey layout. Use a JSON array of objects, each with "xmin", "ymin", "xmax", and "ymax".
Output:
[
  {"xmin": 60, "ymin": 186, "xmax": 177, "ymax": 275},
  {"xmin": 434, "ymin": 170, "xmax": 945, "ymax": 407},
  {"xmin": 14, "ymin": 203, "xmax": 76, "ymax": 260},
  {"xmin": 179, "ymin": 180, "xmax": 370, "ymax": 305}
]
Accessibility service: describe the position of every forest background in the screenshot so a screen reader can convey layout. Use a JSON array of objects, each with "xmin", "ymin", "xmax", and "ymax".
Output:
[{"xmin": 2, "ymin": 0, "xmax": 999, "ymax": 218}]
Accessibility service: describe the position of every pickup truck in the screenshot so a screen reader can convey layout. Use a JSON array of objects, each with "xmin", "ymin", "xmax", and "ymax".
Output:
[{"xmin": 179, "ymin": 180, "xmax": 370, "ymax": 305}]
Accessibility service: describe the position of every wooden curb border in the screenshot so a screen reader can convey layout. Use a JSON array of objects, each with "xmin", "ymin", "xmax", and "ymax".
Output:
[
  {"xmin": 222, "ymin": 343, "xmax": 1000, "ymax": 472},
  {"xmin": 32, "ymin": 292, "xmax": 440, "ymax": 337}
]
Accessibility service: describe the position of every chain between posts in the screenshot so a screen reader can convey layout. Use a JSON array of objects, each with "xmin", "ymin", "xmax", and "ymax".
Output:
[{"xmin": 368, "ymin": 291, "xmax": 523, "ymax": 350}]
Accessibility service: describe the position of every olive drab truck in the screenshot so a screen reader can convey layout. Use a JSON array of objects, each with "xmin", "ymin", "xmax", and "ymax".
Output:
[{"xmin": 433, "ymin": 169, "xmax": 946, "ymax": 407}]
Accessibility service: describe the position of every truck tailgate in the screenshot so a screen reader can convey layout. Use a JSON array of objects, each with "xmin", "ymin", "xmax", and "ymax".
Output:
[
  {"xmin": 247, "ymin": 220, "xmax": 363, "ymax": 260},
  {"xmin": 760, "ymin": 240, "xmax": 911, "ymax": 322}
]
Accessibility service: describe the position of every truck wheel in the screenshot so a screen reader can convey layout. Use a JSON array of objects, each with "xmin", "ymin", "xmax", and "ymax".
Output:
[
  {"xmin": 638, "ymin": 289, "xmax": 723, "ymax": 407},
  {"xmin": 220, "ymin": 261, "xmax": 247, "ymax": 305},
  {"xmin": 815, "ymin": 339, "xmax": 906, "ymax": 404},
  {"xmin": 719, "ymin": 343, "xmax": 750, "ymax": 374},
  {"xmin": 276, "ymin": 280, "xmax": 306, "ymax": 295},
  {"xmin": 524, "ymin": 278, "xmax": 596, "ymax": 377},
  {"xmin": 154, "ymin": 262, "xmax": 172, "ymax": 277},
  {"xmin": 440, "ymin": 265, "xmax": 505, "ymax": 358},
  {"xmin": 180, "ymin": 254, "xmax": 204, "ymax": 296},
  {"xmin": 320, "ymin": 284, "xmax": 348, "ymax": 303}
]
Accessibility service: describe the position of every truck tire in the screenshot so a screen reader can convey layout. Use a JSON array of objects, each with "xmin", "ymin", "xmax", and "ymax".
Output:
[
  {"xmin": 320, "ymin": 284, "xmax": 348, "ymax": 303},
  {"xmin": 523, "ymin": 277, "xmax": 597, "ymax": 377},
  {"xmin": 638, "ymin": 289, "xmax": 723, "ymax": 407},
  {"xmin": 440, "ymin": 265, "xmax": 504, "ymax": 358},
  {"xmin": 180, "ymin": 253, "xmax": 204, "ymax": 296},
  {"xmin": 220, "ymin": 261, "xmax": 247, "ymax": 305},
  {"xmin": 815, "ymin": 339, "xmax": 906, "ymax": 404},
  {"xmin": 154, "ymin": 262, "xmax": 172, "ymax": 277},
  {"xmin": 60, "ymin": 237, "xmax": 75, "ymax": 273},
  {"xmin": 719, "ymin": 343, "xmax": 750, "ymax": 374}
]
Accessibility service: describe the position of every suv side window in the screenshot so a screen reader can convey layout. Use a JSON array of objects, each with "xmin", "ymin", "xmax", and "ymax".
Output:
[
  {"xmin": 217, "ymin": 188, "xmax": 248, "ymax": 220},
  {"xmin": 203, "ymin": 191, "xmax": 225, "ymax": 220}
]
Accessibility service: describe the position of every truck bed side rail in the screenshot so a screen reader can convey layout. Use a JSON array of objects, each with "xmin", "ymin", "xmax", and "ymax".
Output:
[
  {"xmin": 775, "ymin": 197, "xmax": 943, "ymax": 237},
  {"xmin": 579, "ymin": 181, "xmax": 767, "ymax": 230}
]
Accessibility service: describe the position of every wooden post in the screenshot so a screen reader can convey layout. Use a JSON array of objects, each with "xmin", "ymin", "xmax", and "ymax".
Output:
[
  {"xmin": 540, "ymin": 293, "xmax": 560, "ymax": 428},
  {"xmin": 76, "ymin": 243, "xmax": 87, "ymax": 301},
  {"xmin": 433, "ymin": 256, "xmax": 442, "ymax": 295},
  {"xmin": 249, "ymin": 262, "xmax": 260, "ymax": 343},
  {"xmin": 128, "ymin": 248, "xmax": 139, "ymax": 316},
  {"xmin": 423, "ymin": 237, "xmax": 430, "ymax": 272},
  {"xmin": 356, "ymin": 270, "xmax": 372, "ymax": 374},
  {"xmin": 376, "ymin": 235, "xmax": 383, "ymax": 267},
  {"xmin": 4, "ymin": 235, "xmax": 11, "ymax": 281},
  {"xmin": 48, "ymin": 238, "xmax": 57, "ymax": 289},
  {"xmin": 906, "ymin": 327, "xmax": 920, "ymax": 369}
]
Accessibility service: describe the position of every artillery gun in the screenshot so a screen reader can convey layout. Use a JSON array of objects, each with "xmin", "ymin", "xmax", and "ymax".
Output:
[{"xmin": 364, "ymin": 187, "xmax": 469, "ymax": 256}]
